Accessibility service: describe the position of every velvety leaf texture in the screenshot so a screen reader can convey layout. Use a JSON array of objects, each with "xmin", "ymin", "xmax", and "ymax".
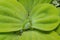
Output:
[
  {"xmin": 55, "ymin": 7, "xmax": 60, "ymax": 35},
  {"xmin": 19, "ymin": 31, "xmax": 60, "ymax": 40},
  {"xmin": 0, "ymin": 0, "xmax": 59, "ymax": 40},
  {"xmin": 0, "ymin": 0, "xmax": 28, "ymax": 32},
  {"xmin": 18, "ymin": 0, "xmax": 52, "ymax": 12},
  {"xmin": 30, "ymin": 4, "xmax": 59, "ymax": 31}
]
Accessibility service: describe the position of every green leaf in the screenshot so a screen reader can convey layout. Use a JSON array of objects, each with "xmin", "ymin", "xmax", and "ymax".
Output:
[
  {"xmin": 30, "ymin": 4, "xmax": 59, "ymax": 31},
  {"xmin": 17, "ymin": 0, "xmax": 33, "ymax": 12},
  {"xmin": 0, "ymin": 0, "xmax": 28, "ymax": 32},
  {"xmin": 57, "ymin": 7, "xmax": 60, "ymax": 22},
  {"xmin": 19, "ymin": 31, "xmax": 60, "ymax": 40},
  {"xmin": 58, "ymin": 7, "xmax": 60, "ymax": 21},
  {"xmin": 55, "ymin": 7, "xmax": 60, "ymax": 35},
  {"xmin": 18, "ymin": 0, "xmax": 52, "ymax": 12},
  {"xmin": 0, "ymin": 33, "xmax": 19, "ymax": 40},
  {"xmin": 56, "ymin": 25, "xmax": 60, "ymax": 35}
]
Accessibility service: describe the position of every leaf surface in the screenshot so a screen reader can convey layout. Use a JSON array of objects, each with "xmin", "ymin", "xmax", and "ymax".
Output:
[
  {"xmin": 18, "ymin": 0, "xmax": 52, "ymax": 12},
  {"xmin": 30, "ymin": 4, "xmax": 59, "ymax": 31},
  {"xmin": 0, "ymin": 0, "xmax": 28, "ymax": 32},
  {"xmin": 19, "ymin": 31, "xmax": 60, "ymax": 40}
]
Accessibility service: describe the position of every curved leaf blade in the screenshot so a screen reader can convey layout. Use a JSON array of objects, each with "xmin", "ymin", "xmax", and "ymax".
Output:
[
  {"xmin": 19, "ymin": 31, "xmax": 60, "ymax": 40},
  {"xmin": 30, "ymin": 4, "xmax": 59, "ymax": 31},
  {"xmin": 55, "ymin": 7, "xmax": 60, "ymax": 35},
  {"xmin": 0, "ymin": 34, "xmax": 19, "ymax": 40},
  {"xmin": 18, "ymin": 0, "xmax": 52, "ymax": 12},
  {"xmin": 0, "ymin": 0, "xmax": 28, "ymax": 32}
]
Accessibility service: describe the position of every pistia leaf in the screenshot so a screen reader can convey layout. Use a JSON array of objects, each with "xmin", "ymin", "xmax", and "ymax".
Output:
[
  {"xmin": 0, "ymin": 0, "xmax": 28, "ymax": 20},
  {"xmin": 17, "ymin": 0, "xmax": 33, "ymax": 12},
  {"xmin": 0, "ymin": 0, "xmax": 28, "ymax": 32},
  {"xmin": 0, "ymin": 0, "xmax": 59, "ymax": 40},
  {"xmin": 19, "ymin": 31, "xmax": 60, "ymax": 40},
  {"xmin": 56, "ymin": 25, "xmax": 60, "ymax": 35},
  {"xmin": 30, "ymin": 4, "xmax": 59, "ymax": 31},
  {"xmin": 0, "ymin": 33, "xmax": 19, "ymax": 40},
  {"xmin": 32, "ymin": 0, "xmax": 52, "ymax": 6},
  {"xmin": 18, "ymin": 0, "xmax": 52, "ymax": 12},
  {"xmin": 57, "ymin": 7, "xmax": 60, "ymax": 22},
  {"xmin": 55, "ymin": 7, "xmax": 60, "ymax": 35}
]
